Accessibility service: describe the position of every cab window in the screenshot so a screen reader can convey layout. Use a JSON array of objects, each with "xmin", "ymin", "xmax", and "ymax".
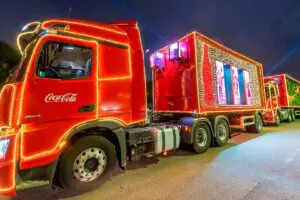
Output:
[
  {"xmin": 36, "ymin": 41, "xmax": 92, "ymax": 80},
  {"xmin": 264, "ymin": 86, "xmax": 270, "ymax": 98},
  {"xmin": 270, "ymin": 87, "xmax": 276, "ymax": 97}
]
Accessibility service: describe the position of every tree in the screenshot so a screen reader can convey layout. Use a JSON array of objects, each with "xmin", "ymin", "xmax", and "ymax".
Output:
[{"xmin": 0, "ymin": 41, "xmax": 21, "ymax": 86}]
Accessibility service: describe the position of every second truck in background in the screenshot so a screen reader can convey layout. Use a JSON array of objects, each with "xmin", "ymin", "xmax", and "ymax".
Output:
[{"xmin": 263, "ymin": 74, "xmax": 300, "ymax": 125}]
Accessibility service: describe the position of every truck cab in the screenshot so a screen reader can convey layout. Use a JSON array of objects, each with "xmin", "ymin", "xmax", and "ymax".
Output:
[
  {"xmin": 0, "ymin": 19, "xmax": 147, "ymax": 196},
  {"xmin": 263, "ymin": 80, "xmax": 294, "ymax": 125}
]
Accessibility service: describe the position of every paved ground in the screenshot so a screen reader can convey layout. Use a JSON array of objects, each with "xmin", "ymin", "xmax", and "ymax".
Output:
[{"xmin": 3, "ymin": 120, "xmax": 300, "ymax": 200}]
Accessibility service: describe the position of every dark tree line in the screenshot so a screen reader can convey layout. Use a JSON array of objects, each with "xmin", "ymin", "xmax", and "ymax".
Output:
[{"xmin": 0, "ymin": 41, "xmax": 21, "ymax": 87}]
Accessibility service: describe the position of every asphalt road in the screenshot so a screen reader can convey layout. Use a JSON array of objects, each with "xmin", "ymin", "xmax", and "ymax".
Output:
[{"xmin": 4, "ymin": 120, "xmax": 300, "ymax": 200}]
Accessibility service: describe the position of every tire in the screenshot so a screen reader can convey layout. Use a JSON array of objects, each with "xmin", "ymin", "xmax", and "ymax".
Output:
[
  {"xmin": 192, "ymin": 122, "xmax": 212, "ymax": 154},
  {"xmin": 275, "ymin": 114, "xmax": 281, "ymax": 126},
  {"xmin": 287, "ymin": 111, "xmax": 293, "ymax": 123},
  {"xmin": 214, "ymin": 119, "xmax": 230, "ymax": 147},
  {"xmin": 291, "ymin": 110, "xmax": 295, "ymax": 121},
  {"xmin": 59, "ymin": 136, "xmax": 116, "ymax": 193},
  {"xmin": 245, "ymin": 114, "xmax": 263, "ymax": 133}
]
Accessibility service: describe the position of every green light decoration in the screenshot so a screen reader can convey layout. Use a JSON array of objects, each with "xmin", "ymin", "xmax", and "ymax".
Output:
[{"xmin": 286, "ymin": 78, "xmax": 300, "ymax": 106}]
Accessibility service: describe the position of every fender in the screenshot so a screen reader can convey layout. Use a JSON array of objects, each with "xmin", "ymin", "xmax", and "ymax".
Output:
[
  {"xmin": 62, "ymin": 119, "xmax": 127, "ymax": 167},
  {"xmin": 211, "ymin": 115, "xmax": 231, "ymax": 138},
  {"xmin": 178, "ymin": 117, "xmax": 213, "ymax": 144}
]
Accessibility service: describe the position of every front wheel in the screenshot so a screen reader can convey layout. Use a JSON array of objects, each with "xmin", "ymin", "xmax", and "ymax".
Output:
[
  {"xmin": 59, "ymin": 136, "xmax": 116, "ymax": 193},
  {"xmin": 192, "ymin": 122, "xmax": 212, "ymax": 154},
  {"xmin": 245, "ymin": 114, "xmax": 263, "ymax": 133}
]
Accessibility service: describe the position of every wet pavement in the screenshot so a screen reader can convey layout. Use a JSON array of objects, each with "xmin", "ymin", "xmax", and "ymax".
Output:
[{"xmin": 3, "ymin": 120, "xmax": 300, "ymax": 200}]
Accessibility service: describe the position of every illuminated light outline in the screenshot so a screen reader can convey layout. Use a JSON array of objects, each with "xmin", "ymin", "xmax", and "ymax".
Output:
[
  {"xmin": 264, "ymin": 74, "xmax": 300, "ymax": 108},
  {"xmin": 20, "ymin": 120, "xmax": 92, "ymax": 161},
  {"xmin": 17, "ymin": 26, "xmax": 146, "ymax": 163},
  {"xmin": 0, "ymin": 84, "xmax": 17, "ymax": 127},
  {"xmin": 156, "ymin": 108, "xmax": 263, "ymax": 114},
  {"xmin": 95, "ymin": 43, "xmax": 100, "ymax": 119},
  {"xmin": 136, "ymin": 26, "xmax": 148, "ymax": 122},
  {"xmin": 284, "ymin": 74, "xmax": 290, "ymax": 107},
  {"xmin": 20, "ymin": 117, "xmax": 146, "ymax": 162},
  {"xmin": 17, "ymin": 33, "xmax": 98, "ymax": 125},
  {"xmin": 193, "ymin": 33, "xmax": 201, "ymax": 113},
  {"xmin": 0, "ymin": 131, "xmax": 18, "ymax": 194},
  {"xmin": 17, "ymin": 21, "xmax": 41, "ymax": 55},
  {"xmin": 64, "ymin": 30, "xmax": 129, "ymax": 48},
  {"xmin": 153, "ymin": 32, "xmax": 265, "ymax": 114},
  {"xmin": 42, "ymin": 20, "xmax": 127, "ymax": 35},
  {"xmin": 18, "ymin": 34, "xmax": 98, "ymax": 161}
]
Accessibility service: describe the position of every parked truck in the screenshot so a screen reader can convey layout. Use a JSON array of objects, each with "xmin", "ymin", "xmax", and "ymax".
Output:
[
  {"xmin": 0, "ymin": 19, "xmax": 265, "ymax": 196},
  {"xmin": 263, "ymin": 74, "xmax": 300, "ymax": 125}
]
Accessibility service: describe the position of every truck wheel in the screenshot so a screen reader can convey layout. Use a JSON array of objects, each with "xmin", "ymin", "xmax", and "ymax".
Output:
[
  {"xmin": 275, "ymin": 114, "xmax": 281, "ymax": 126},
  {"xmin": 214, "ymin": 119, "xmax": 230, "ymax": 147},
  {"xmin": 291, "ymin": 110, "xmax": 295, "ymax": 121},
  {"xmin": 287, "ymin": 111, "xmax": 293, "ymax": 123},
  {"xmin": 192, "ymin": 122, "xmax": 212, "ymax": 154},
  {"xmin": 245, "ymin": 114, "xmax": 263, "ymax": 133},
  {"xmin": 59, "ymin": 136, "xmax": 116, "ymax": 193}
]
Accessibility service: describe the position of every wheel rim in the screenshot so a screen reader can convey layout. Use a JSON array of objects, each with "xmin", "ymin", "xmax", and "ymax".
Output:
[
  {"xmin": 195, "ymin": 128, "xmax": 208, "ymax": 147},
  {"xmin": 73, "ymin": 148, "xmax": 107, "ymax": 183},
  {"xmin": 217, "ymin": 123, "xmax": 227, "ymax": 141}
]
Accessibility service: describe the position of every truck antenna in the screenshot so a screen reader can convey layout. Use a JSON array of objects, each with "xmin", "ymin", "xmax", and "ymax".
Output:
[{"xmin": 68, "ymin": 7, "xmax": 72, "ymax": 18}]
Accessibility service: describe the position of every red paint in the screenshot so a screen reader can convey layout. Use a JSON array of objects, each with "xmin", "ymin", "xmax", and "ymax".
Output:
[
  {"xmin": 0, "ymin": 19, "xmax": 146, "ymax": 195},
  {"xmin": 202, "ymin": 44, "xmax": 215, "ymax": 106},
  {"xmin": 153, "ymin": 32, "xmax": 265, "ymax": 114},
  {"xmin": 264, "ymin": 74, "xmax": 288, "ymax": 107}
]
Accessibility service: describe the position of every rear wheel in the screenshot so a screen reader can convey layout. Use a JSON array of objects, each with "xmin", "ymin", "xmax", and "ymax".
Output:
[
  {"xmin": 287, "ymin": 111, "xmax": 293, "ymax": 122},
  {"xmin": 275, "ymin": 114, "xmax": 281, "ymax": 126},
  {"xmin": 192, "ymin": 122, "xmax": 212, "ymax": 154},
  {"xmin": 59, "ymin": 136, "xmax": 116, "ymax": 193},
  {"xmin": 291, "ymin": 110, "xmax": 295, "ymax": 121},
  {"xmin": 214, "ymin": 119, "xmax": 230, "ymax": 147},
  {"xmin": 245, "ymin": 114, "xmax": 263, "ymax": 133}
]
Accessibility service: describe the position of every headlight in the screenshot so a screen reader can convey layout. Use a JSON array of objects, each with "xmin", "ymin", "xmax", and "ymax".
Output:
[{"xmin": 0, "ymin": 139, "xmax": 10, "ymax": 159}]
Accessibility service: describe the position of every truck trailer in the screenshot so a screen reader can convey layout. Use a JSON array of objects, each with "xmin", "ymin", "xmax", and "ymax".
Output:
[
  {"xmin": 263, "ymin": 74, "xmax": 300, "ymax": 125},
  {"xmin": 0, "ymin": 19, "xmax": 265, "ymax": 196},
  {"xmin": 151, "ymin": 32, "xmax": 265, "ymax": 132}
]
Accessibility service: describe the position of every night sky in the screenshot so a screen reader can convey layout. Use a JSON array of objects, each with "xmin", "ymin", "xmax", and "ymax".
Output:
[{"xmin": 1, "ymin": 0, "xmax": 300, "ymax": 78}]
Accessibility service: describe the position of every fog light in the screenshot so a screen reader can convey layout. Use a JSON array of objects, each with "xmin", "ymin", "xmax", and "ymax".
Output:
[{"xmin": 0, "ymin": 139, "xmax": 10, "ymax": 159}]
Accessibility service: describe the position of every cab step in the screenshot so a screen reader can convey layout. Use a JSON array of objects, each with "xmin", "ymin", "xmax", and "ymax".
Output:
[{"xmin": 16, "ymin": 179, "xmax": 50, "ymax": 191}]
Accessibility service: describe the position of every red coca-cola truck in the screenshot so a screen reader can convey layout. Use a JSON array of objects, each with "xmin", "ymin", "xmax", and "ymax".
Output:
[
  {"xmin": 263, "ymin": 74, "xmax": 300, "ymax": 125},
  {"xmin": 0, "ymin": 19, "xmax": 265, "ymax": 196}
]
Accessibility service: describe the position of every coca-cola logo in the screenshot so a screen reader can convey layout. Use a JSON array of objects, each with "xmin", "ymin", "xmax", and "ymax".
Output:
[{"xmin": 45, "ymin": 93, "xmax": 77, "ymax": 103}]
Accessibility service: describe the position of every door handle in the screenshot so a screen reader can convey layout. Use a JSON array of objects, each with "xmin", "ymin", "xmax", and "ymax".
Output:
[{"xmin": 79, "ymin": 104, "xmax": 96, "ymax": 112}]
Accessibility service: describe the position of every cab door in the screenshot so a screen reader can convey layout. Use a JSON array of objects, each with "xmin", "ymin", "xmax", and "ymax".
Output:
[
  {"xmin": 19, "ymin": 35, "xmax": 99, "ymax": 164},
  {"xmin": 20, "ymin": 34, "xmax": 98, "ymax": 125}
]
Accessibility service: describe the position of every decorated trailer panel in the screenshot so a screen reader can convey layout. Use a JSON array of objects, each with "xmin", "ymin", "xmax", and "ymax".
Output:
[{"xmin": 151, "ymin": 32, "xmax": 265, "ymax": 115}]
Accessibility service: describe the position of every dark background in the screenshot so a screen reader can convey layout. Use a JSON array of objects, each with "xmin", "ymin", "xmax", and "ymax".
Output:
[{"xmin": 1, "ymin": 0, "xmax": 300, "ymax": 79}]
